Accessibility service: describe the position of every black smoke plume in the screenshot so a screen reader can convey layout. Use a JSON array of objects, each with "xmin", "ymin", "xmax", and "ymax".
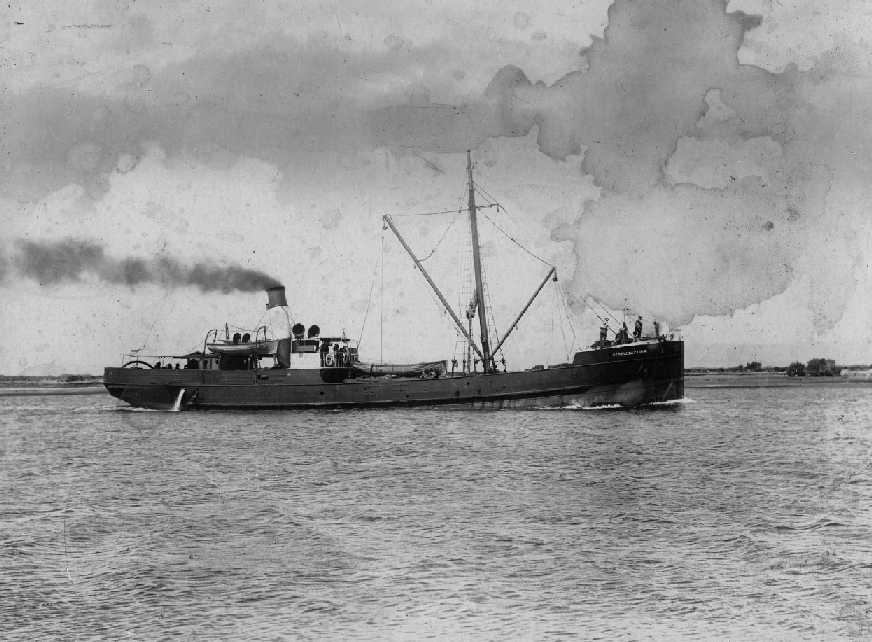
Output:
[{"xmin": 12, "ymin": 238, "xmax": 281, "ymax": 292}]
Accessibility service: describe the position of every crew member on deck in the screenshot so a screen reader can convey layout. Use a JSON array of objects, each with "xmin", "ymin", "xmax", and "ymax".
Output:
[
  {"xmin": 634, "ymin": 316, "xmax": 643, "ymax": 340},
  {"xmin": 599, "ymin": 322, "xmax": 608, "ymax": 345}
]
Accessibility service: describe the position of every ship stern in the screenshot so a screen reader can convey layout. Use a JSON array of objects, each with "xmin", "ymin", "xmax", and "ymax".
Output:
[
  {"xmin": 103, "ymin": 367, "xmax": 193, "ymax": 410},
  {"xmin": 570, "ymin": 338, "xmax": 684, "ymax": 407}
]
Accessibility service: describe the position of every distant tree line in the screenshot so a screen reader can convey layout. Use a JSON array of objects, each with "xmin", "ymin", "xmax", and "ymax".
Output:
[
  {"xmin": 788, "ymin": 358, "xmax": 838, "ymax": 377},
  {"xmin": 786, "ymin": 361, "xmax": 805, "ymax": 376},
  {"xmin": 686, "ymin": 357, "xmax": 844, "ymax": 376},
  {"xmin": 685, "ymin": 361, "xmax": 768, "ymax": 374}
]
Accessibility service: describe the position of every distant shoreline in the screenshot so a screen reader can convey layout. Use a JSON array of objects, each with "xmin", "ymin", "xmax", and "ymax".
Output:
[
  {"xmin": 0, "ymin": 386, "xmax": 106, "ymax": 397},
  {"xmin": 684, "ymin": 371, "xmax": 872, "ymax": 388},
  {"xmin": 0, "ymin": 376, "xmax": 105, "ymax": 397},
  {"xmin": 0, "ymin": 376, "xmax": 102, "ymax": 385}
]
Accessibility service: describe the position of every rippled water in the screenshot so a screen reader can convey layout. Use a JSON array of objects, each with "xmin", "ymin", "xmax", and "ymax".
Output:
[{"xmin": 2, "ymin": 387, "xmax": 872, "ymax": 639}]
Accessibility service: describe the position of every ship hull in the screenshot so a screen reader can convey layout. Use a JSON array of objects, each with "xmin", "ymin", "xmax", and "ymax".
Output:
[{"xmin": 103, "ymin": 340, "xmax": 683, "ymax": 410}]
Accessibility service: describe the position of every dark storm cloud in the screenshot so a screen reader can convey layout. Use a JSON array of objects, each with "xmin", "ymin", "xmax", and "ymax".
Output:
[
  {"xmin": 368, "ymin": 65, "xmax": 535, "ymax": 150},
  {"xmin": 13, "ymin": 238, "xmax": 280, "ymax": 292},
  {"xmin": 0, "ymin": 36, "xmax": 438, "ymax": 200},
  {"xmin": 364, "ymin": 1, "xmax": 790, "ymax": 198},
  {"xmin": 0, "ymin": 1, "xmax": 825, "ymax": 202},
  {"xmin": 478, "ymin": 1, "xmax": 781, "ymax": 195}
]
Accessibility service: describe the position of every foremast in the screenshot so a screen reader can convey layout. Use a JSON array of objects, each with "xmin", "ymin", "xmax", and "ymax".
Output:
[{"xmin": 466, "ymin": 150, "xmax": 494, "ymax": 373}]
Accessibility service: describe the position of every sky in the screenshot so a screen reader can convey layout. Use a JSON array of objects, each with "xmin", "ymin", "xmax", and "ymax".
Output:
[{"xmin": 2, "ymin": 0, "xmax": 871, "ymax": 374}]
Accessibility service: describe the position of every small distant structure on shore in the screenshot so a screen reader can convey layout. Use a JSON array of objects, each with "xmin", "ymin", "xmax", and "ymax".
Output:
[
  {"xmin": 686, "ymin": 357, "xmax": 872, "ymax": 379},
  {"xmin": 839, "ymin": 366, "xmax": 872, "ymax": 380},
  {"xmin": 787, "ymin": 358, "xmax": 839, "ymax": 377},
  {"xmin": 806, "ymin": 358, "xmax": 838, "ymax": 376}
]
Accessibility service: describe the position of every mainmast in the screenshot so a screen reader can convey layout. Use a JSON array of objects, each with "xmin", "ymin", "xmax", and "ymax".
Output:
[
  {"xmin": 467, "ymin": 150, "xmax": 493, "ymax": 373},
  {"xmin": 385, "ymin": 151, "xmax": 555, "ymax": 373}
]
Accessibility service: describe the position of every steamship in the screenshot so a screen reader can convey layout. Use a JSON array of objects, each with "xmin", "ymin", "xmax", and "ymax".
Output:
[{"xmin": 103, "ymin": 153, "xmax": 684, "ymax": 410}]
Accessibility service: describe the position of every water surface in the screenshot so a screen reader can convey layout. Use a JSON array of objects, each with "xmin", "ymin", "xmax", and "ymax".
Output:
[{"xmin": 2, "ymin": 387, "xmax": 871, "ymax": 639}]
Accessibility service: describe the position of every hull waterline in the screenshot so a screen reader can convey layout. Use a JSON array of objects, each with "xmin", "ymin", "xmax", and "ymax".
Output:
[{"xmin": 104, "ymin": 340, "xmax": 684, "ymax": 410}]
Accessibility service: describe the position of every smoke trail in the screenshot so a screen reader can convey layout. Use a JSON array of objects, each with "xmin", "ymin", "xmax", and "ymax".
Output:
[{"xmin": 12, "ymin": 238, "xmax": 281, "ymax": 292}]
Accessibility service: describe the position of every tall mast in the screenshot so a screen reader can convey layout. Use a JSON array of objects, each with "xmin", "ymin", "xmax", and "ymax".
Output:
[{"xmin": 467, "ymin": 150, "xmax": 493, "ymax": 373}]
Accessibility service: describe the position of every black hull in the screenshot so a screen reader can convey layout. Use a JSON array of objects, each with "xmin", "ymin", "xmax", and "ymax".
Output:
[{"xmin": 104, "ymin": 340, "xmax": 684, "ymax": 410}]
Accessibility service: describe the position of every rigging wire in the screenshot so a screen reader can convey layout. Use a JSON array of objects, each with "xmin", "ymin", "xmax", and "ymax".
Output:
[
  {"xmin": 419, "ymin": 213, "xmax": 460, "ymax": 263},
  {"xmin": 553, "ymin": 285, "xmax": 570, "ymax": 359},
  {"xmin": 389, "ymin": 203, "xmax": 499, "ymax": 218},
  {"xmin": 392, "ymin": 207, "xmax": 467, "ymax": 217},
  {"xmin": 474, "ymin": 183, "xmax": 534, "ymax": 238},
  {"xmin": 356, "ymin": 236, "xmax": 383, "ymax": 349},
  {"xmin": 487, "ymin": 303, "xmax": 504, "ymax": 367},
  {"xmin": 383, "ymin": 171, "xmax": 598, "ymax": 361},
  {"xmin": 481, "ymin": 210, "xmax": 553, "ymax": 268},
  {"xmin": 591, "ymin": 298, "xmax": 622, "ymax": 326},
  {"xmin": 454, "ymin": 216, "xmax": 475, "ymax": 371},
  {"xmin": 473, "ymin": 180, "xmax": 554, "ymax": 267},
  {"xmin": 579, "ymin": 295, "xmax": 624, "ymax": 338},
  {"xmin": 473, "ymin": 184, "xmax": 500, "ymax": 208},
  {"xmin": 556, "ymin": 281, "xmax": 578, "ymax": 353},
  {"xmin": 477, "ymin": 177, "xmax": 622, "ymax": 355},
  {"xmin": 134, "ymin": 288, "xmax": 171, "ymax": 354},
  {"xmin": 474, "ymin": 178, "xmax": 566, "ymax": 359}
]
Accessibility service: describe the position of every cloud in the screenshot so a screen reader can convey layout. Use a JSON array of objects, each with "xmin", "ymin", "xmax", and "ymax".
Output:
[
  {"xmin": 0, "ymin": 40, "xmax": 364, "ymax": 200},
  {"xmin": 0, "ymin": 0, "xmax": 608, "ymax": 201},
  {"xmin": 3, "ymin": 0, "xmax": 872, "ymax": 373},
  {"xmin": 558, "ymin": 179, "xmax": 803, "ymax": 324},
  {"xmin": 729, "ymin": 0, "xmax": 872, "ymax": 73},
  {"xmin": 482, "ymin": 1, "xmax": 771, "ymax": 192},
  {"xmin": 463, "ymin": 0, "xmax": 872, "ymax": 334}
]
